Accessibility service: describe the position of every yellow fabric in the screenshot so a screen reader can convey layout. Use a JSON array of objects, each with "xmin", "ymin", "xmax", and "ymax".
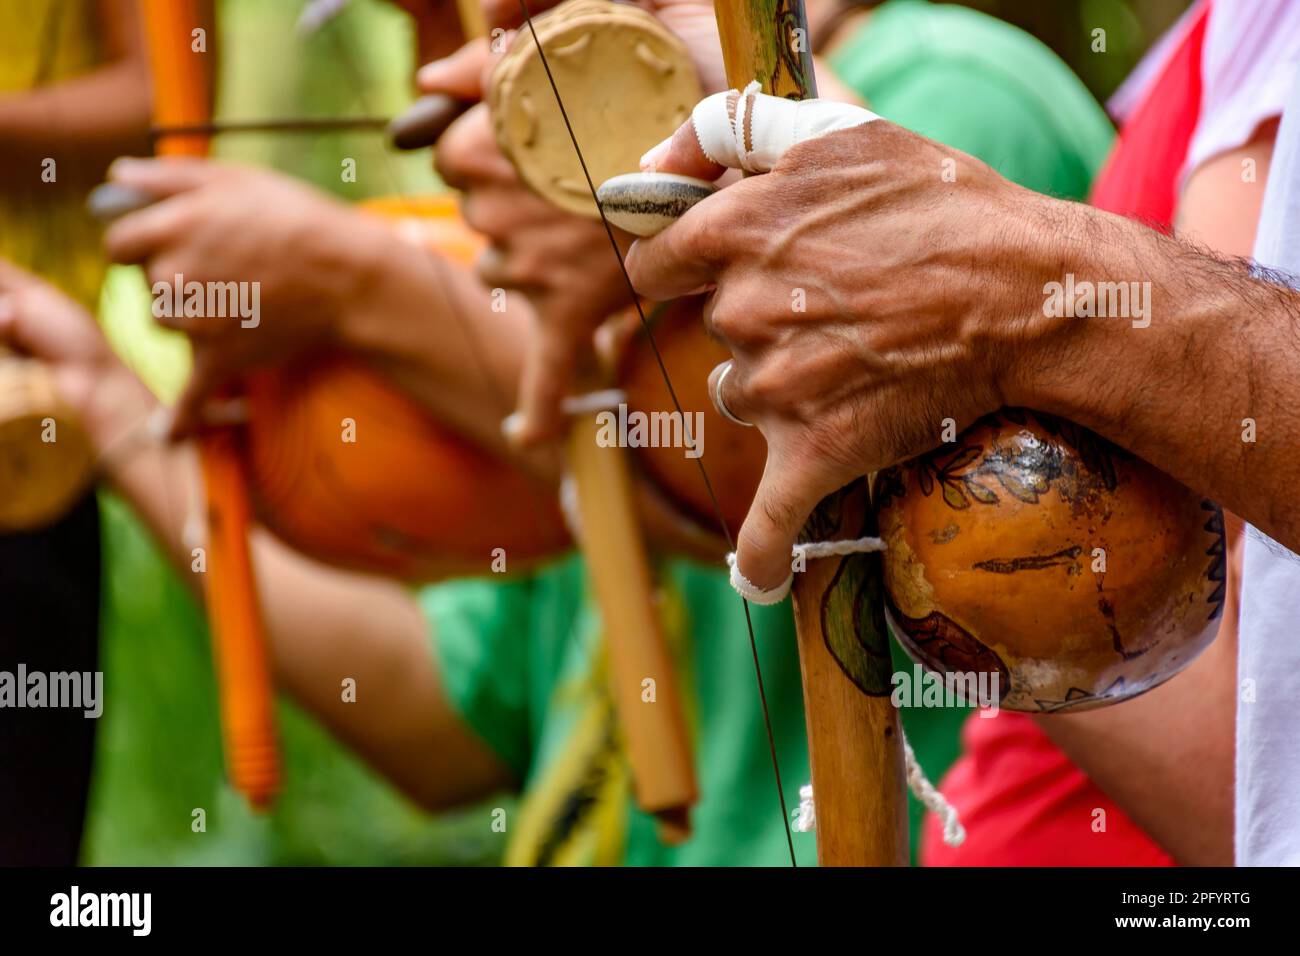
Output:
[
  {"xmin": 502, "ymin": 580, "xmax": 692, "ymax": 866},
  {"xmin": 503, "ymin": 676, "xmax": 630, "ymax": 867},
  {"xmin": 0, "ymin": 0, "xmax": 109, "ymax": 309}
]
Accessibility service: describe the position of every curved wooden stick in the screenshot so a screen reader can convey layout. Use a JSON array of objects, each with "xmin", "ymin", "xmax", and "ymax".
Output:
[
  {"xmin": 714, "ymin": 0, "xmax": 907, "ymax": 866},
  {"xmin": 502, "ymin": 4, "xmax": 700, "ymax": 838},
  {"xmin": 568, "ymin": 406, "xmax": 697, "ymax": 840}
]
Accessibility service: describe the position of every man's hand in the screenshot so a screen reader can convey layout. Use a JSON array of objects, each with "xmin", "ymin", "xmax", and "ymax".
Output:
[
  {"xmin": 428, "ymin": 38, "xmax": 632, "ymax": 446},
  {"xmin": 102, "ymin": 158, "xmax": 382, "ymax": 438},
  {"xmin": 421, "ymin": 2, "xmax": 730, "ymax": 447},
  {"xmin": 626, "ymin": 95, "xmax": 1055, "ymax": 591}
]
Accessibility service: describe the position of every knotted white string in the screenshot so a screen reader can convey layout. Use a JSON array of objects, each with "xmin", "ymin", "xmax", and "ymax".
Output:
[
  {"xmin": 727, "ymin": 536, "xmax": 887, "ymax": 605},
  {"xmin": 554, "ymin": 391, "xmax": 965, "ymax": 846},
  {"xmin": 903, "ymin": 733, "xmax": 966, "ymax": 847},
  {"xmin": 732, "ymin": 535, "xmax": 966, "ymax": 847},
  {"xmin": 791, "ymin": 728, "xmax": 967, "ymax": 849}
]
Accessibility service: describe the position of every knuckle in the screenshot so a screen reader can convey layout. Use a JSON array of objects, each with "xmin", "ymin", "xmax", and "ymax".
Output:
[
  {"xmin": 680, "ymin": 206, "xmax": 730, "ymax": 267},
  {"xmin": 741, "ymin": 363, "xmax": 789, "ymax": 412},
  {"xmin": 704, "ymin": 290, "xmax": 749, "ymax": 344}
]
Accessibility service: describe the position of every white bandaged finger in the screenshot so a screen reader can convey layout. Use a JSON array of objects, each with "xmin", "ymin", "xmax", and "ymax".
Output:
[{"xmin": 692, "ymin": 81, "xmax": 879, "ymax": 174}]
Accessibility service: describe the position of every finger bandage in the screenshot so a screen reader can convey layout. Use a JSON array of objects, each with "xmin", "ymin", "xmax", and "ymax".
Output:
[{"xmin": 693, "ymin": 81, "xmax": 880, "ymax": 173}]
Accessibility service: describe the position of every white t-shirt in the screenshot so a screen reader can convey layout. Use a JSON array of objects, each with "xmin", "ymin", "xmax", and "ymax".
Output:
[
  {"xmin": 1237, "ymin": 60, "xmax": 1300, "ymax": 864},
  {"xmin": 1190, "ymin": 0, "xmax": 1300, "ymax": 175},
  {"xmin": 1110, "ymin": 0, "xmax": 1300, "ymax": 864},
  {"xmin": 1110, "ymin": 0, "xmax": 1300, "ymax": 187}
]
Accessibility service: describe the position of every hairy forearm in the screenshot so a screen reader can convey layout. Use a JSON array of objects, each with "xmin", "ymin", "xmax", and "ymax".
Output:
[
  {"xmin": 1034, "ymin": 625, "xmax": 1237, "ymax": 865},
  {"xmin": 1014, "ymin": 145, "xmax": 1267, "ymax": 865},
  {"xmin": 1010, "ymin": 202, "xmax": 1300, "ymax": 551}
]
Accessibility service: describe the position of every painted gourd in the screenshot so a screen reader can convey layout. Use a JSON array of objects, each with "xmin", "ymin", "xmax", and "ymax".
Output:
[
  {"xmin": 242, "ymin": 195, "xmax": 570, "ymax": 581},
  {"xmin": 874, "ymin": 409, "xmax": 1225, "ymax": 712}
]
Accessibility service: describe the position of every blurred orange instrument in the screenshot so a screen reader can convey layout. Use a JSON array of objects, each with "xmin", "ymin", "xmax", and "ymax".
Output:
[
  {"xmin": 140, "ymin": 0, "xmax": 278, "ymax": 810},
  {"xmin": 242, "ymin": 195, "xmax": 570, "ymax": 581}
]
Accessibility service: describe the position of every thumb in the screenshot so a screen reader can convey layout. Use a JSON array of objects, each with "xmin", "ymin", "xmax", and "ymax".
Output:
[{"xmin": 646, "ymin": 86, "xmax": 879, "ymax": 176}]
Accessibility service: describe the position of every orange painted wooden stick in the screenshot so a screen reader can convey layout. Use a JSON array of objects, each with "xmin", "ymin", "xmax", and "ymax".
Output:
[{"xmin": 140, "ymin": 0, "xmax": 279, "ymax": 809}]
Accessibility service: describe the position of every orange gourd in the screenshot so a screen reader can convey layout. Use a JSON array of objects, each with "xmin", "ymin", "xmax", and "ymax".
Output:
[
  {"xmin": 875, "ymin": 409, "xmax": 1223, "ymax": 712},
  {"xmin": 241, "ymin": 195, "xmax": 570, "ymax": 581},
  {"xmin": 619, "ymin": 311, "xmax": 1224, "ymax": 712}
]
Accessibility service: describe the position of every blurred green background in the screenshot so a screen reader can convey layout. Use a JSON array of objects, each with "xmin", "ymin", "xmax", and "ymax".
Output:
[{"xmin": 969, "ymin": 0, "xmax": 1191, "ymax": 100}]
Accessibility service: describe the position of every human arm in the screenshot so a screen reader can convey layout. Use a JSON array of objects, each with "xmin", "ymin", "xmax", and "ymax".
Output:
[
  {"xmin": 100, "ymin": 159, "xmax": 531, "ymax": 460},
  {"xmin": 0, "ymin": 260, "xmax": 515, "ymax": 811},
  {"xmin": 0, "ymin": 0, "xmax": 156, "ymax": 184},
  {"xmin": 625, "ymin": 102, "xmax": 1300, "ymax": 588},
  {"xmin": 1032, "ymin": 126, "xmax": 1276, "ymax": 866}
]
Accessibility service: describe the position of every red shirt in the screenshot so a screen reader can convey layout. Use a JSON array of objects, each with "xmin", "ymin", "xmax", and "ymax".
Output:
[
  {"xmin": 1088, "ymin": 2, "xmax": 1210, "ymax": 229},
  {"xmin": 922, "ymin": 3, "xmax": 1210, "ymax": 868},
  {"xmin": 923, "ymin": 715, "xmax": 1175, "ymax": 866}
]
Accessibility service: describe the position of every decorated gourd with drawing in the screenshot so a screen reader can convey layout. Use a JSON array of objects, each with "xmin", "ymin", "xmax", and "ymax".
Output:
[{"xmin": 873, "ymin": 409, "xmax": 1225, "ymax": 712}]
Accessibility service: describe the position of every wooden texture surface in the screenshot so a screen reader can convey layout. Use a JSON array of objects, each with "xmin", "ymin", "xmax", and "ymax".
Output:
[
  {"xmin": 715, "ymin": 0, "xmax": 907, "ymax": 866},
  {"xmin": 568, "ymin": 408, "xmax": 698, "ymax": 842},
  {"xmin": 495, "ymin": 1, "xmax": 702, "ymax": 838},
  {"xmin": 0, "ymin": 351, "xmax": 95, "ymax": 530}
]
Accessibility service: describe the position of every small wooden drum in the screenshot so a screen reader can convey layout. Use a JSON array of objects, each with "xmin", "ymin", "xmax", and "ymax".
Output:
[{"xmin": 0, "ymin": 352, "xmax": 95, "ymax": 530}]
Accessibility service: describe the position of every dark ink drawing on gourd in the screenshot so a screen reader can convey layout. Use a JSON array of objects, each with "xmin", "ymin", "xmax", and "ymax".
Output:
[
  {"xmin": 883, "ymin": 409, "xmax": 1132, "ymax": 514},
  {"xmin": 1202, "ymin": 501, "xmax": 1227, "ymax": 621},
  {"xmin": 885, "ymin": 604, "xmax": 1010, "ymax": 702},
  {"xmin": 815, "ymin": 481, "xmax": 892, "ymax": 697}
]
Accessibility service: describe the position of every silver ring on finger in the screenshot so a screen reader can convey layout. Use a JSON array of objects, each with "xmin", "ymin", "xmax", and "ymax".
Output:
[{"xmin": 710, "ymin": 360, "xmax": 753, "ymax": 428}]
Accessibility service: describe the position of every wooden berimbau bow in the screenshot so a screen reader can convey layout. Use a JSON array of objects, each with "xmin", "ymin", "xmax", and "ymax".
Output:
[
  {"xmin": 137, "ymin": 0, "xmax": 280, "ymax": 810},
  {"xmin": 525, "ymin": 0, "xmax": 907, "ymax": 865},
  {"xmin": 714, "ymin": 1, "xmax": 908, "ymax": 868},
  {"xmin": 481, "ymin": 3, "xmax": 702, "ymax": 842}
]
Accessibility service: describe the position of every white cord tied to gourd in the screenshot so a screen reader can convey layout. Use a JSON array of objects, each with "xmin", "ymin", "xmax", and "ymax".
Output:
[
  {"xmin": 727, "ymin": 536, "xmax": 888, "ymax": 605},
  {"xmin": 733, "ymin": 535, "xmax": 966, "ymax": 847},
  {"xmin": 792, "ymin": 730, "xmax": 967, "ymax": 848},
  {"xmin": 903, "ymin": 733, "xmax": 965, "ymax": 847}
]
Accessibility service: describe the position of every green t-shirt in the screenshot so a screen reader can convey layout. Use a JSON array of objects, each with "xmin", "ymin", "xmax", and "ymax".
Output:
[
  {"xmin": 424, "ymin": 0, "xmax": 1115, "ymax": 867},
  {"xmin": 830, "ymin": 0, "xmax": 1114, "ymax": 200},
  {"xmin": 424, "ymin": 554, "xmax": 816, "ymax": 866}
]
